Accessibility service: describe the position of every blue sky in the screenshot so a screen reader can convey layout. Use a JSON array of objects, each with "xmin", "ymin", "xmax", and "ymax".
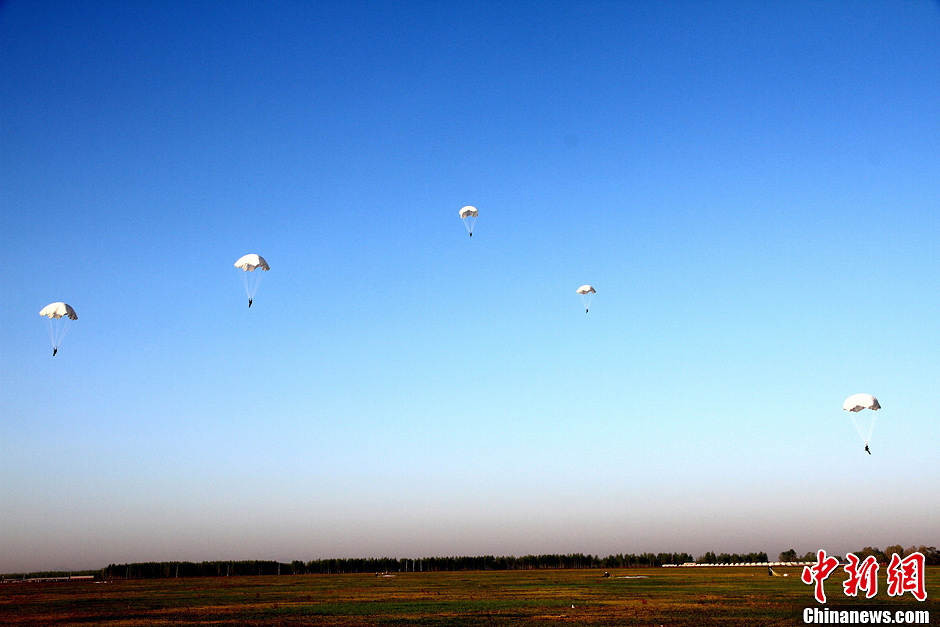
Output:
[{"xmin": 2, "ymin": 0, "xmax": 939, "ymax": 573}]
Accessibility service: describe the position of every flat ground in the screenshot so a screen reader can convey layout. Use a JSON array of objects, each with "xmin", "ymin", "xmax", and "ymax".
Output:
[{"xmin": 1, "ymin": 567, "xmax": 937, "ymax": 626}]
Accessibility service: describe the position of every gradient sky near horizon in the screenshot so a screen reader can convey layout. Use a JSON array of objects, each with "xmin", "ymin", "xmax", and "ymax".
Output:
[{"xmin": 2, "ymin": 0, "xmax": 940, "ymax": 573}]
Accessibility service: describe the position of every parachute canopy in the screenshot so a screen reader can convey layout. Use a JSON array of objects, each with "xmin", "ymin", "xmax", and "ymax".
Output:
[
  {"xmin": 234, "ymin": 254, "xmax": 269, "ymax": 272},
  {"xmin": 576, "ymin": 285, "xmax": 596, "ymax": 295},
  {"xmin": 40, "ymin": 302, "xmax": 78, "ymax": 320},
  {"xmin": 459, "ymin": 206, "xmax": 477, "ymax": 236},
  {"xmin": 843, "ymin": 393, "xmax": 880, "ymax": 413}
]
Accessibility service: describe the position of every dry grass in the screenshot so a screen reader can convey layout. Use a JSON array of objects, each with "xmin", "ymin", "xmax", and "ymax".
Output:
[{"xmin": 1, "ymin": 567, "xmax": 936, "ymax": 626}]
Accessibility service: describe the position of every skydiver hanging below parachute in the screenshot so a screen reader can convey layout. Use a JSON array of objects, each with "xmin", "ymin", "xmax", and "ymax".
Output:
[
  {"xmin": 39, "ymin": 302, "xmax": 77, "ymax": 356},
  {"xmin": 577, "ymin": 285, "xmax": 596, "ymax": 313},
  {"xmin": 234, "ymin": 254, "xmax": 270, "ymax": 308},
  {"xmin": 842, "ymin": 393, "xmax": 880, "ymax": 455},
  {"xmin": 459, "ymin": 206, "xmax": 477, "ymax": 237}
]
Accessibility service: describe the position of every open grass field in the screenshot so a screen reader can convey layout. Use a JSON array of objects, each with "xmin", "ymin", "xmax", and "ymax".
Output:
[{"xmin": 1, "ymin": 567, "xmax": 937, "ymax": 626}]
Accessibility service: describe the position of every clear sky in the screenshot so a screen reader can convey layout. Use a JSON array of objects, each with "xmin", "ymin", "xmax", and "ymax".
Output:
[{"xmin": 2, "ymin": 0, "xmax": 939, "ymax": 573}]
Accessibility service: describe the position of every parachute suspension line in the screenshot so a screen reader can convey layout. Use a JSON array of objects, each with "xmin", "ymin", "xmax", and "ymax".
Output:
[
  {"xmin": 48, "ymin": 317, "xmax": 71, "ymax": 351},
  {"xmin": 242, "ymin": 271, "xmax": 264, "ymax": 301},
  {"xmin": 57, "ymin": 318, "xmax": 70, "ymax": 349},
  {"xmin": 581, "ymin": 293, "xmax": 593, "ymax": 313},
  {"xmin": 850, "ymin": 412, "xmax": 877, "ymax": 446},
  {"xmin": 860, "ymin": 411, "xmax": 878, "ymax": 445},
  {"xmin": 850, "ymin": 414, "xmax": 867, "ymax": 445},
  {"xmin": 251, "ymin": 270, "xmax": 264, "ymax": 300}
]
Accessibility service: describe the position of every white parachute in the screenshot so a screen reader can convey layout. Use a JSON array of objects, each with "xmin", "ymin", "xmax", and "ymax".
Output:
[
  {"xmin": 576, "ymin": 285, "xmax": 596, "ymax": 313},
  {"xmin": 459, "ymin": 206, "xmax": 478, "ymax": 237},
  {"xmin": 39, "ymin": 302, "xmax": 77, "ymax": 356},
  {"xmin": 842, "ymin": 393, "xmax": 880, "ymax": 454},
  {"xmin": 234, "ymin": 254, "xmax": 269, "ymax": 308}
]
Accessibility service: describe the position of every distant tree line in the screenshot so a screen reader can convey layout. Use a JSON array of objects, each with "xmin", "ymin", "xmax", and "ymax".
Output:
[
  {"xmin": 96, "ymin": 553, "xmax": 697, "ymax": 579},
  {"xmin": 103, "ymin": 561, "xmax": 289, "ymax": 579},
  {"xmin": 301, "ymin": 552, "xmax": 698, "ymax": 573},
  {"xmin": 779, "ymin": 545, "xmax": 940, "ymax": 565},
  {"xmin": 695, "ymin": 552, "xmax": 768, "ymax": 564},
  {"xmin": 7, "ymin": 545, "xmax": 936, "ymax": 581}
]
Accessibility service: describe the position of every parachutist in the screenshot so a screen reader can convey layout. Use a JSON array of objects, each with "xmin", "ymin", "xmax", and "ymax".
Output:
[
  {"xmin": 865, "ymin": 444, "xmax": 871, "ymax": 455},
  {"xmin": 248, "ymin": 299, "xmax": 252, "ymax": 308},
  {"xmin": 53, "ymin": 347, "xmax": 57, "ymax": 357}
]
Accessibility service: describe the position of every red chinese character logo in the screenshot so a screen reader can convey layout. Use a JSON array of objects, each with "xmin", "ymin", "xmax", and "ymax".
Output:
[
  {"xmin": 843, "ymin": 553, "xmax": 879, "ymax": 598},
  {"xmin": 802, "ymin": 549, "xmax": 840, "ymax": 603},
  {"xmin": 886, "ymin": 552, "xmax": 927, "ymax": 601}
]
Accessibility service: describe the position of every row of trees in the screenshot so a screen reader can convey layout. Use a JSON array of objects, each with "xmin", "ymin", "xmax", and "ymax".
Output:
[
  {"xmin": 10, "ymin": 546, "xmax": 936, "ymax": 581},
  {"xmin": 94, "ymin": 552, "xmax": 699, "ymax": 579},
  {"xmin": 100, "ymin": 546, "xmax": 939, "ymax": 579},
  {"xmin": 302, "ymin": 552, "xmax": 698, "ymax": 573},
  {"xmin": 103, "ymin": 561, "xmax": 290, "ymax": 580},
  {"xmin": 779, "ymin": 546, "xmax": 940, "ymax": 565},
  {"xmin": 779, "ymin": 549, "xmax": 823, "ymax": 562},
  {"xmin": 697, "ymin": 552, "xmax": 768, "ymax": 564}
]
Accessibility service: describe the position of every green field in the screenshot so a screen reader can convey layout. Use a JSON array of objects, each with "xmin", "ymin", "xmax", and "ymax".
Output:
[{"xmin": 1, "ymin": 567, "xmax": 936, "ymax": 626}]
